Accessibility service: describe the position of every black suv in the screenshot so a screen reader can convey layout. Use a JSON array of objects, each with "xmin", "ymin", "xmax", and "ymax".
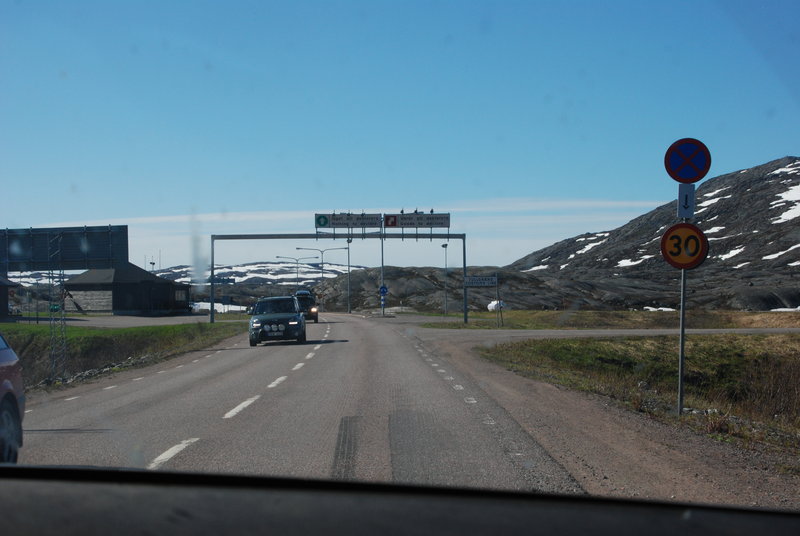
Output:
[
  {"xmin": 294, "ymin": 290, "xmax": 318, "ymax": 323},
  {"xmin": 248, "ymin": 296, "xmax": 307, "ymax": 346}
]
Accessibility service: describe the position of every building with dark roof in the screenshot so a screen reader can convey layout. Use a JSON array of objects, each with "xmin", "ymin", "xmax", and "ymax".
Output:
[{"xmin": 64, "ymin": 262, "xmax": 190, "ymax": 316}]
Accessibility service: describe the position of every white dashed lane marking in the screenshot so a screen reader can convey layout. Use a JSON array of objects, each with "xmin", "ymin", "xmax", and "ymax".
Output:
[
  {"xmin": 292, "ymin": 363, "xmax": 304, "ymax": 371},
  {"xmin": 103, "ymin": 385, "xmax": 117, "ymax": 391},
  {"xmin": 132, "ymin": 377, "xmax": 144, "ymax": 381},
  {"xmin": 147, "ymin": 438, "xmax": 200, "ymax": 470},
  {"xmin": 64, "ymin": 396, "xmax": 79, "ymax": 401},
  {"xmin": 268, "ymin": 376, "xmax": 287, "ymax": 389},
  {"xmin": 223, "ymin": 396, "xmax": 261, "ymax": 419},
  {"xmin": 314, "ymin": 345, "xmax": 322, "ymax": 350}
]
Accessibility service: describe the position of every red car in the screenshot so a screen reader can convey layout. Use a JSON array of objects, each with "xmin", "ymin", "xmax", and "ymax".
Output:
[{"xmin": 0, "ymin": 332, "xmax": 24, "ymax": 463}]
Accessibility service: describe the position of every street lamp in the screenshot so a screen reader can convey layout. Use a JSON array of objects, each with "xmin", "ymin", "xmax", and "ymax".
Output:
[
  {"xmin": 296, "ymin": 246, "xmax": 348, "ymax": 309},
  {"xmin": 442, "ymin": 243, "xmax": 448, "ymax": 315},
  {"xmin": 276, "ymin": 255, "xmax": 318, "ymax": 290}
]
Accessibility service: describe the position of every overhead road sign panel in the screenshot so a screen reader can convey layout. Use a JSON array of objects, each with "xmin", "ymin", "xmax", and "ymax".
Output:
[
  {"xmin": 660, "ymin": 223, "xmax": 708, "ymax": 270},
  {"xmin": 315, "ymin": 213, "xmax": 383, "ymax": 228},
  {"xmin": 465, "ymin": 276, "xmax": 497, "ymax": 287},
  {"xmin": 383, "ymin": 213, "xmax": 451, "ymax": 228},
  {"xmin": 664, "ymin": 138, "xmax": 711, "ymax": 184},
  {"xmin": 1, "ymin": 225, "xmax": 129, "ymax": 272}
]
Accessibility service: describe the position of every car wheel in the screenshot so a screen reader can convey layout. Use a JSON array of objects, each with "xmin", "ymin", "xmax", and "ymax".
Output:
[
  {"xmin": 297, "ymin": 330, "xmax": 306, "ymax": 344},
  {"xmin": 249, "ymin": 339, "xmax": 257, "ymax": 347},
  {"xmin": 0, "ymin": 399, "xmax": 21, "ymax": 464}
]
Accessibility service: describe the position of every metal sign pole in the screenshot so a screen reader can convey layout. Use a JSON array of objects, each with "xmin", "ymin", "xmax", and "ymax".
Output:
[
  {"xmin": 678, "ymin": 267, "xmax": 687, "ymax": 415},
  {"xmin": 210, "ymin": 236, "xmax": 215, "ymax": 323},
  {"xmin": 462, "ymin": 239, "xmax": 468, "ymax": 324},
  {"xmin": 380, "ymin": 231, "xmax": 385, "ymax": 317}
]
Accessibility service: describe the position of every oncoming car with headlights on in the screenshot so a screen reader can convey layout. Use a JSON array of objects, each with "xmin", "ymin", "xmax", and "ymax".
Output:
[
  {"xmin": 248, "ymin": 296, "xmax": 307, "ymax": 346},
  {"xmin": 294, "ymin": 290, "xmax": 319, "ymax": 323}
]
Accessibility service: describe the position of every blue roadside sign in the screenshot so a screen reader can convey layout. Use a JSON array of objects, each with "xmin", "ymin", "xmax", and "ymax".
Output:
[
  {"xmin": 379, "ymin": 285, "xmax": 388, "ymax": 296},
  {"xmin": 664, "ymin": 138, "xmax": 711, "ymax": 184}
]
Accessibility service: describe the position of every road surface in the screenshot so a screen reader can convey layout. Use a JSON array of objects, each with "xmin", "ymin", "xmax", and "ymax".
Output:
[{"xmin": 19, "ymin": 313, "xmax": 581, "ymax": 493}]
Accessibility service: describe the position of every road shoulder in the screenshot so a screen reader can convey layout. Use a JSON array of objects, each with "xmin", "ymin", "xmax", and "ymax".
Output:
[{"xmin": 422, "ymin": 332, "xmax": 799, "ymax": 511}]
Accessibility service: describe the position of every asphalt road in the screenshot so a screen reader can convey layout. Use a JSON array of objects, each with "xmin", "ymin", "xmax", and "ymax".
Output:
[{"xmin": 18, "ymin": 313, "xmax": 583, "ymax": 493}]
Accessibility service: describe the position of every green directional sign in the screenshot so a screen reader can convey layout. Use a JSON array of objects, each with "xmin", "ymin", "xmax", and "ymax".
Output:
[{"xmin": 315, "ymin": 213, "xmax": 382, "ymax": 228}]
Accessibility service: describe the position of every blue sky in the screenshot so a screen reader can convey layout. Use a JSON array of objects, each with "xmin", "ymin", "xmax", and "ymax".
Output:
[{"xmin": 2, "ymin": 0, "xmax": 798, "ymax": 271}]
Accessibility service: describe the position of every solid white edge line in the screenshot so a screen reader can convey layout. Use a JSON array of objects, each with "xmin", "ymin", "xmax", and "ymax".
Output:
[
  {"xmin": 147, "ymin": 438, "xmax": 200, "ymax": 470},
  {"xmin": 223, "ymin": 395, "xmax": 261, "ymax": 419}
]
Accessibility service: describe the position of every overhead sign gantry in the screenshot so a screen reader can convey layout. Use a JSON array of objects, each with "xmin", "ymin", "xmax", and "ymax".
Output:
[{"xmin": 210, "ymin": 212, "xmax": 469, "ymax": 323}]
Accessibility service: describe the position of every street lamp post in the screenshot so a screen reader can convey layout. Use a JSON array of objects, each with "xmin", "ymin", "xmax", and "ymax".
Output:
[
  {"xmin": 276, "ymin": 255, "xmax": 318, "ymax": 290},
  {"xmin": 346, "ymin": 239, "xmax": 352, "ymax": 314},
  {"xmin": 296, "ymin": 246, "xmax": 348, "ymax": 310},
  {"xmin": 441, "ymin": 243, "xmax": 448, "ymax": 315}
]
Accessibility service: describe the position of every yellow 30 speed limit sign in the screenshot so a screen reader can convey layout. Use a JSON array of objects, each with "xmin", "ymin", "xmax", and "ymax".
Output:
[{"xmin": 660, "ymin": 223, "xmax": 708, "ymax": 270}]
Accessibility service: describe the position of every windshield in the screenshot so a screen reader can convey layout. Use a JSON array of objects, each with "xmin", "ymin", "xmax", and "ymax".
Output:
[
  {"xmin": 295, "ymin": 297, "xmax": 315, "ymax": 309},
  {"xmin": 253, "ymin": 299, "xmax": 297, "ymax": 315},
  {"xmin": 2, "ymin": 0, "xmax": 799, "ymax": 515}
]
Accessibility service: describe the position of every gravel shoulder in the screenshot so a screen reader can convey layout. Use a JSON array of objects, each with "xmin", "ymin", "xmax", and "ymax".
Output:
[{"xmin": 388, "ymin": 316, "xmax": 800, "ymax": 511}]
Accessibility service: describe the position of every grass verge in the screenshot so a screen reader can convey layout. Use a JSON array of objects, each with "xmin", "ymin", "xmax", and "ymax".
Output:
[
  {"xmin": 1, "ymin": 322, "xmax": 246, "ymax": 388},
  {"xmin": 478, "ymin": 334, "xmax": 800, "ymax": 452},
  {"xmin": 421, "ymin": 310, "xmax": 800, "ymax": 330}
]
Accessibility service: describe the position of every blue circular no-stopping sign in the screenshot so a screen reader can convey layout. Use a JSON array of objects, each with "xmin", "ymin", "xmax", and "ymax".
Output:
[{"xmin": 664, "ymin": 138, "xmax": 711, "ymax": 184}]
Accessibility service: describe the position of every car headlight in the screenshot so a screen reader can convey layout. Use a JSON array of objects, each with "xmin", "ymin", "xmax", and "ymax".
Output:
[
  {"xmin": 288, "ymin": 321, "xmax": 299, "ymax": 326},
  {"xmin": 310, "ymin": 307, "xmax": 318, "ymax": 313},
  {"xmin": 251, "ymin": 321, "xmax": 261, "ymax": 328}
]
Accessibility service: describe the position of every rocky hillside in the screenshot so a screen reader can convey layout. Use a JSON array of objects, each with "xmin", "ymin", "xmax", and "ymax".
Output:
[{"xmin": 317, "ymin": 156, "xmax": 800, "ymax": 311}]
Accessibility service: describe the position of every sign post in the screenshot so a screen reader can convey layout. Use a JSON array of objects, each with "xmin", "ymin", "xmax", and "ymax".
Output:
[
  {"xmin": 379, "ymin": 285, "xmax": 388, "ymax": 316},
  {"xmin": 663, "ymin": 138, "xmax": 711, "ymax": 416}
]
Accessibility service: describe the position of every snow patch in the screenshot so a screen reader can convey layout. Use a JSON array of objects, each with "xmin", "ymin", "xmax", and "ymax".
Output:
[
  {"xmin": 576, "ymin": 239, "xmax": 607, "ymax": 254},
  {"xmin": 524, "ymin": 265, "xmax": 548, "ymax": 272},
  {"xmin": 702, "ymin": 187, "xmax": 730, "ymax": 198},
  {"xmin": 762, "ymin": 244, "xmax": 800, "ymax": 260},
  {"xmin": 698, "ymin": 195, "xmax": 731, "ymax": 208},
  {"xmin": 771, "ymin": 183, "xmax": 800, "ymax": 223},
  {"xmin": 718, "ymin": 247, "xmax": 744, "ymax": 260},
  {"xmin": 767, "ymin": 161, "xmax": 800, "ymax": 176},
  {"xmin": 616, "ymin": 255, "xmax": 653, "ymax": 267}
]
